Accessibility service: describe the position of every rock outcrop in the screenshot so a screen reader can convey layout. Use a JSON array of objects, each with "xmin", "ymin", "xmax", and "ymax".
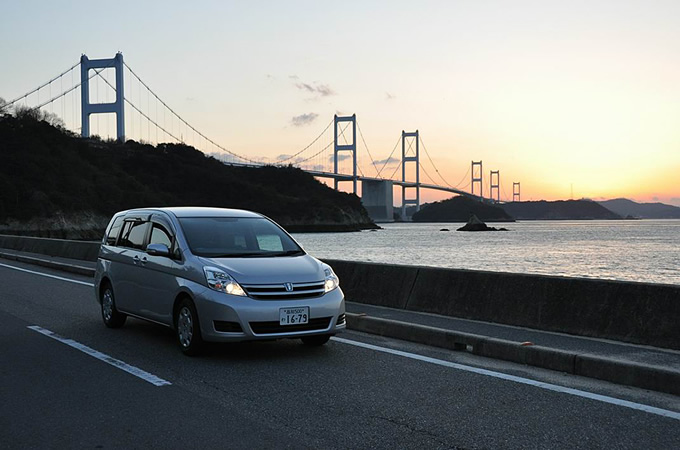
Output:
[{"xmin": 457, "ymin": 215, "xmax": 508, "ymax": 232}]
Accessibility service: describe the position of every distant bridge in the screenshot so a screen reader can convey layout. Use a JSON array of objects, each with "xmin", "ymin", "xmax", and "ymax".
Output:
[{"xmin": 3, "ymin": 53, "xmax": 520, "ymax": 221}]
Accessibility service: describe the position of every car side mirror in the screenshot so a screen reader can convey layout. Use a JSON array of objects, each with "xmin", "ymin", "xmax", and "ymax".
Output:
[{"xmin": 146, "ymin": 243, "xmax": 171, "ymax": 257}]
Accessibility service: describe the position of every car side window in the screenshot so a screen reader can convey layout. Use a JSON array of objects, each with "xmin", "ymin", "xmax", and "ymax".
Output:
[
  {"xmin": 105, "ymin": 217, "xmax": 124, "ymax": 246},
  {"xmin": 118, "ymin": 221, "xmax": 149, "ymax": 250},
  {"xmin": 149, "ymin": 224, "xmax": 173, "ymax": 248}
]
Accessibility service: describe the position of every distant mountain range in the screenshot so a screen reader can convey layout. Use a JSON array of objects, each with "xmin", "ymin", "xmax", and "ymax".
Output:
[
  {"xmin": 409, "ymin": 197, "xmax": 680, "ymax": 223},
  {"xmin": 597, "ymin": 198, "xmax": 680, "ymax": 219}
]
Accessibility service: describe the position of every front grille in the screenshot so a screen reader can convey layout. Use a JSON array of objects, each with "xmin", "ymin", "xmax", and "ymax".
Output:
[
  {"xmin": 242, "ymin": 281, "xmax": 325, "ymax": 300},
  {"xmin": 337, "ymin": 314, "xmax": 346, "ymax": 325},
  {"xmin": 214, "ymin": 320, "xmax": 243, "ymax": 333},
  {"xmin": 249, "ymin": 317, "xmax": 332, "ymax": 335}
]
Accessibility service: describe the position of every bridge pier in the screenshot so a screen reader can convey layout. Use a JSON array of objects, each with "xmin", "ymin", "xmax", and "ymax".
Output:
[
  {"xmin": 401, "ymin": 130, "xmax": 420, "ymax": 220},
  {"xmin": 361, "ymin": 180, "xmax": 394, "ymax": 222},
  {"xmin": 80, "ymin": 52, "xmax": 125, "ymax": 142}
]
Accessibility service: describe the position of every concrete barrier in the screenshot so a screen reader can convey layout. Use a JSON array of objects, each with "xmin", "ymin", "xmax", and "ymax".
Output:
[
  {"xmin": 326, "ymin": 259, "xmax": 680, "ymax": 350},
  {"xmin": 0, "ymin": 236, "xmax": 676, "ymax": 350},
  {"xmin": 0, "ymin": 234, "xmax": 100, "ymax": 262}
]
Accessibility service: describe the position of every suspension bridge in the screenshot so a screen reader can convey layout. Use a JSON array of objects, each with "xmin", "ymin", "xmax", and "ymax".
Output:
[{"xmin": 1, "ymin": 53, "xmax": 521, "ymax": 221}]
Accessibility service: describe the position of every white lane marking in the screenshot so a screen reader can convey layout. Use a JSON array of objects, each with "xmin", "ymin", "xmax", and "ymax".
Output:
[
  {"xmin": 27, "ymin": 325, "xmax": 171, "ymax": 387},
  {"xmin": 0, "ymin": 261, "xmax": 94, "ymax": 287},
  {"xmin": 332, "ymin": 336, "xmax": 680, "ymax": 421}
]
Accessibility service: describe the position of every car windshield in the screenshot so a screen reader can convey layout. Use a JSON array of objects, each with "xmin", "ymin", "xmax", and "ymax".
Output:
[{"xmin": 178, "ymin": 217, "xmax": 305, "ymax": 258}]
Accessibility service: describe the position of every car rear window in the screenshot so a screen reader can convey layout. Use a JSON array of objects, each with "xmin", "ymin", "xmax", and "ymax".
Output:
[{"xmin": 105, "ymin": 216, "xmax": 124, "ymax": 246}]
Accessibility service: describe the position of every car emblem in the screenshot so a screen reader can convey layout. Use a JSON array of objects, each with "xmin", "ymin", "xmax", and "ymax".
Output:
[{"xmin": 284, "ymin": 282, "xmax": 293, "ymax": 292}]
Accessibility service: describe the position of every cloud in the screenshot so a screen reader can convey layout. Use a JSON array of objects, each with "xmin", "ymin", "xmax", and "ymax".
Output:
[
  {"xmin": 329, "ymin": 154, "xmax": 352, "ymax": 162},
  {"xmin": 385, "ymin": 92, "xmax": 396, "ymax": 100},
  {"xmin": 291, "ymin": 112, "xmax": 319, "ymax": 127},
  {"xmin": 293, "ymin": 78, "xmax": 336, "ymax": 98},
  {"xmin": 652, "ymin": 196, "xmax": 660, "ymax": 201},
  {"xmin": 373, "ymin": 156, "xmax": 399, "ymax": 166}
]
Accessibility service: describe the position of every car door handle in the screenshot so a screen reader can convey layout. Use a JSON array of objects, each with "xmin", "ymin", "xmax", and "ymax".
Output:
[
  {"xmin": 140, "ymin": 257, "xmax": 148, "ymax": 264},
  {"xmin": 133, "ymin": 255, "xmax": 141, "ymax": 265}
]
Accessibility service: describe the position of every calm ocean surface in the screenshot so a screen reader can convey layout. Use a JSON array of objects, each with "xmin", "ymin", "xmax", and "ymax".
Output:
[{"xmin": 292, "ymin": 220, "xmax": 680, "ymax": 285}]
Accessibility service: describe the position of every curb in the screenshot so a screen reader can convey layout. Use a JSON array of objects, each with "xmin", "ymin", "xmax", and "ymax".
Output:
[
  {"xmin": 346, "ymin": 313, "xmax": 680, "ymax": 396},
  {"xmin": 0, "ymin": 251, "xmax": 96, "ymax": 277}
]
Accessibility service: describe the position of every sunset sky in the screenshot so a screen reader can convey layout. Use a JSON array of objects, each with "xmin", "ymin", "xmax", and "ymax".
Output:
[{"xmin": 2, "ymin": 1, "xmax": 679, "ymax": 205}]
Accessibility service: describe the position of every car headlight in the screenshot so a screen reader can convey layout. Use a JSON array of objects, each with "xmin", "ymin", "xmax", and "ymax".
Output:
[
  {"xmin": 324, "ymin": 267, "xmax": 339, "ymax": 293},
  {"xmin": 203, "ymin": 267, "xmax": 246, "ymax": 296}
]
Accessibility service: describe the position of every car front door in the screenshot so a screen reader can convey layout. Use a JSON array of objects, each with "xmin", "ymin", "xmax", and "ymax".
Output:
[{"xmin": 135, "ymin": 215, "xmax": 184, "ymax": 325}]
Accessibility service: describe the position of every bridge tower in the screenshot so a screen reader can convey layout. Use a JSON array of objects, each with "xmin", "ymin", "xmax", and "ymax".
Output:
[
  {"xmin": 333, "ymin": 114, "xmax": 357, "ymax": 194},
  {"xmin": 490, "ymin": 170, "xmax": 500, "ymax": 203},
  {"xmin": 401, "ymin": 130, "xmax": 420, "ymax": 220},
  {"xmin": 513, "ymin": 182, "xmax": 521, "ymax": 202},
  {"xmin": 80, "ymin": 53, "xmax": 125, "ymax": 141},
  {"xmin": 471, "ymin": 161, "xmax": 483, "ymax": 200}
]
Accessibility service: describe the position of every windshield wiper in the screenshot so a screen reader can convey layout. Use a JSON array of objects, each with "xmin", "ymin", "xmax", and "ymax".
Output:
[
  {"xmin": 202, "ymin": 250, "xmax": 304, "ymax": 258},
  {"xmin": 271, "ymin": 250, "xmax": 305, "ymax": 257},
  {"xmin": 204, "ymin": 252, "xmax": 267, "ymax": 258}
]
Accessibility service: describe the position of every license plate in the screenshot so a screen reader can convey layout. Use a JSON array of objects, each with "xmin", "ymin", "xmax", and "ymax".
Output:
[{"xmin": 279, "ymin": 307, "xmax": 309, "ymax": 325}]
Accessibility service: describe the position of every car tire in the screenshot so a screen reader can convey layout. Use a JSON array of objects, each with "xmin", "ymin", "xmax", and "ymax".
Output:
[
  {"xmin": 175, "ymin": 298, "xmax": 204, "ymax": 356},
  {"xmin": 101, "ymin": 284, "xmax": 127, "ymax": 328},
  {"xmin": 301, "ymin": 334, "xmax": 332, "ymax": 346}
]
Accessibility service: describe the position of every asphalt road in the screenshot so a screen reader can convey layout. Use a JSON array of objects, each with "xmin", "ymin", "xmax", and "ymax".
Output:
[{"xmin": 1, "ymin": 259, "xmax": 679, "ymax": 449}]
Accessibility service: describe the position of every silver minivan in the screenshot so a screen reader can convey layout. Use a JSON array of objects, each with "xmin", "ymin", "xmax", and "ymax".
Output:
[{"xmin": 94, "ymin": 207, "xmax": 346, "ymax": 355}]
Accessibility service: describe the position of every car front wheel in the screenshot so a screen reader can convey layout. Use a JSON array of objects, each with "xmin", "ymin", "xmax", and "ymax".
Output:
[{"xmin": 176, "ymin": 298, "xmax": 203, "ymax": 356}]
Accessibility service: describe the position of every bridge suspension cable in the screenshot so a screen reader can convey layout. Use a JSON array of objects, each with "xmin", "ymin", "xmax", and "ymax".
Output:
[
  {"xmin": 376, "ymin": 135, "xmax": 402, "ymax": 178},
  {"xmin": 122, "ymin": 62, "xmax": 262, "ymax": 164},
  {"xmin": 5, "ymin": 60, "xmax": 81, "ymax": 107},
  {"xmin": 275, "ymin": 118, "xmax": 334, "ymax": 164},
  {"xmin": 418, "ymin": 162, "xmax": 438, "ymax": 185},
  {"xmin": 418, "ymin": 135, "xmax": 456, "ymax": 188},
  {"xmin": 94, "ymin": 70, "xmax": 184, "ymax": 144},
  {"xmin": 356, "ymin": 121, "xmax": 380, "ymax": 177}
]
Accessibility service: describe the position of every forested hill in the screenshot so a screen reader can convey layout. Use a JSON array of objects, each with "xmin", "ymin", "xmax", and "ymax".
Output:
[
  {"xmin": 500, "ymin": 200, "xmax": 621, "ymax": 220},
  {"xmin": 412, "ymin": 196, "xmax": 514, "ymax": 222},
  {"xmin": 0, "ymin": 113, "xmax": 376, "ymax": 238}
]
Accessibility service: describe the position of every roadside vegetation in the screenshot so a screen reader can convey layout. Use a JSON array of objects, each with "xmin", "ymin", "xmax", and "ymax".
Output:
[{"xmin": 0, "ymin": 107, "xmax": 376, "ymax": 238}]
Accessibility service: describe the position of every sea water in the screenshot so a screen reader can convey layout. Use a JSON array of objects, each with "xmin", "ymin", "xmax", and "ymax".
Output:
[{"xmin": 292, "ymin": 220, "xmax": 680, "ymax": 285}]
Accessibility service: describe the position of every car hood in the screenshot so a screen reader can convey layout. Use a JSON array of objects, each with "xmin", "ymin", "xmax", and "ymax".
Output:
[{"xmin": 199, "ymin": 254, "xmax": 325, "ymax": 284}]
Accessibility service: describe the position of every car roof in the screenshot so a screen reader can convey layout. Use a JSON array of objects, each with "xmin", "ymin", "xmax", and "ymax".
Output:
[{"xmin": 121, "ymin": 207, "xmax": 263, "ymax": 219}]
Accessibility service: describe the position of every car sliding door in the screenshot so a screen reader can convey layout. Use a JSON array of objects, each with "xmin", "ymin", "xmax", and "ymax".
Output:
[{"xmin": 112, "ymin": 220, "xmax": 151, "ymax": 316}]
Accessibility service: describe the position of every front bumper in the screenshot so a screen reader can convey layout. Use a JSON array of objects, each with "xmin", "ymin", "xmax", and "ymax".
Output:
[{"xmin": 194, "ymin": 284, "xmax": 346, "ymax": 342}]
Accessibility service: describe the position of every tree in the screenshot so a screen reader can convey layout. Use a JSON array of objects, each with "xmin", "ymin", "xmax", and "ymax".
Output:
[{"xmin": 0, "ymin": 97, "xmax": 8, "ymax": 115}]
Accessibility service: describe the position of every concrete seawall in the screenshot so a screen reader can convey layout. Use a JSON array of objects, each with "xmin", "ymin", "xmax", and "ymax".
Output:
[
  {"xmin": 0, "ymin": 234, "xmax": 100, "ymax": 262},
  {"xmin": 325, "ymin": 259, "xmax": 680, "ymax": 350},
  {"xmin": 1, "ymin": 234, "xmax": 677, "ymax": 350}
]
